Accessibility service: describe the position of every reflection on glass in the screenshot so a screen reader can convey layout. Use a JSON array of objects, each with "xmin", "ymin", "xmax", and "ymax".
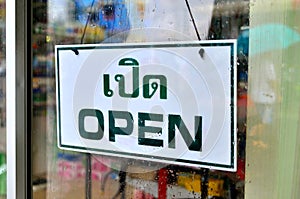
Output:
[{"xmin": 32, "ymin": 0, "xmax": 249, "ymax": 198}]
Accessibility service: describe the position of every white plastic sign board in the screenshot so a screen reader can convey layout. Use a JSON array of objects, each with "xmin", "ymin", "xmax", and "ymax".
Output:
[{"xmin": 55, "ymin": 40, "xmax": 237, "ymax": 171}]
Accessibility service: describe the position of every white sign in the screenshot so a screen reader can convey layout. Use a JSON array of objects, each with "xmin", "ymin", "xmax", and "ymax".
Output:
[{"xmin": 55, "ymin": 40, "xmax": 237, "ymax": 171}]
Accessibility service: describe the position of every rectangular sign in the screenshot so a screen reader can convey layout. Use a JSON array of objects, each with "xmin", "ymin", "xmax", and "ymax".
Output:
[{"xmin": 55, "ymin": 40, "xmax": 237, "ymax": 171}]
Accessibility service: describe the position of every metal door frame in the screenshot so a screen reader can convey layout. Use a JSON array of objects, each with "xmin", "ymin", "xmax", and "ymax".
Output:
[{"xmin": 6, "ymin": 0, "xmax": 31, "ymax": 198}]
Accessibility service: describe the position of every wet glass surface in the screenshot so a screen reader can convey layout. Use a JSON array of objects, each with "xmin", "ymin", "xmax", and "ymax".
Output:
[{"xmin": 32, "ymin": 0, "xmax": 249, "ymax": 198}]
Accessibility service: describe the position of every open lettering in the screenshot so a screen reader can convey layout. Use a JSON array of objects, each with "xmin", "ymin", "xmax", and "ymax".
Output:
[{"xmin": 78, "ymin": 109, "xmax": 202, "ymax": 151}]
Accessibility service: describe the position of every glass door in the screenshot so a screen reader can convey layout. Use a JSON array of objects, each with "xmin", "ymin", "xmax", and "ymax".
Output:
[
  {"xmin": 31, "ymin": 1, "xmax": 249, "ymax": 198},
  {"xmin": 28, "ymin": 0, "xmax": 300, "ymax": 199}
]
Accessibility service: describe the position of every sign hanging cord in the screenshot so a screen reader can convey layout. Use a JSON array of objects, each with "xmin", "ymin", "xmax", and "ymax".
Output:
[
  {"xmin": 185, "ymin": 0, "xmax": 201, "ymax": 41},
  {"xmin": 81, "ymin": 0, "xmax": 97, "ymax": 44}
]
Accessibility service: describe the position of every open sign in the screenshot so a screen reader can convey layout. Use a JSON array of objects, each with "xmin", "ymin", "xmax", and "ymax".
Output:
[{"xmin": 55, "ymin": 41, "xmax": 237, "ymax": 171}]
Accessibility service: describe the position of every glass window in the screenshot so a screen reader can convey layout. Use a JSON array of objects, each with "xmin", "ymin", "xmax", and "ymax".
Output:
[
  {"xmin": 32, "ymin": 1, "xmax": 248, "ymax": 198},
  {"xmin": 31, "ymin": 0, "xmax": 300, "ymax": 198}
]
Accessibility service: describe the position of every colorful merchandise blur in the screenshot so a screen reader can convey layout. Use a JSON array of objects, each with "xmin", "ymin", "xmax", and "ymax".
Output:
[
  {"xmin": 47, "ymin": 0, "xmax": 131, "ymax": 44},
  {"xmin": 48, "ymin": 0, "xmax": 215, "ymax": 44},
  {"xmin": 74, "ymin": 0, "xmax": 130, "ymax": 42}
]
